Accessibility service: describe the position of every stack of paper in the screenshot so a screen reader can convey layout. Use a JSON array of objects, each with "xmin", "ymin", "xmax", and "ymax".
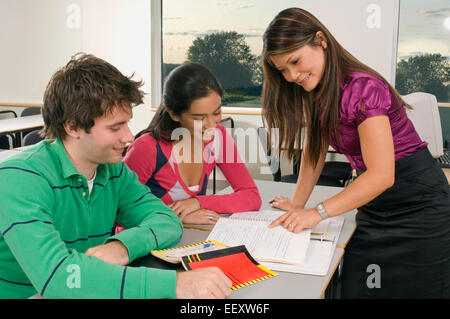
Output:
[
  {"xmin": 209, "ymin": 210, "xmax": 345, "ymax": 276},
  {"xmin": 207, "ymin": 217, "xmax": 311, "ymax": 265}
]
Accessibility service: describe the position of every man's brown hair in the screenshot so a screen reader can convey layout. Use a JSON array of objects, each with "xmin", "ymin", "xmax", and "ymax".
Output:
[{"xmin": 41, "ymin": 53, "xmax": 144, "ymax": 140}]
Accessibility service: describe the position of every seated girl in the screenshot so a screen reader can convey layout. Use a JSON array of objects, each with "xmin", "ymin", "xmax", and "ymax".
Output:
[{"xmin": 122, "ymin": 62, "xmax": 261, "ymax": 225}]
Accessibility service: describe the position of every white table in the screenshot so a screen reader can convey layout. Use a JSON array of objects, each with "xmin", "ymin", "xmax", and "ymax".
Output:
[
  {"xmin": 0, "ymin": 114, "xmax": 44, "ymax": 134},
  {"xmin": 30, "ymin": 179, "xmax": 357, "ymax": 299},
  {"xmin": 0, "ymin": 149, "xmax": 21, "ymax": 162},
  {"xmin": 133, "ymin": 179, "xmax": 357, "ymax": 299},
  {"xmin": 224, "ymin": 180, "xmax": 356, "ymax": 298},
  {"xmin": 0, "ymin": 114, "xmax": 44, "ymax": 147},
  {"xmin": 233, "ymin": 179, "xmax": 357, "ymax": 249}
]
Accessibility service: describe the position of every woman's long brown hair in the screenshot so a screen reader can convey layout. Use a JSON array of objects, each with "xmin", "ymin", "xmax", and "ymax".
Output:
[{"xmin": 261, "ymin": 8, "xmax": 407, "ymax": 168}]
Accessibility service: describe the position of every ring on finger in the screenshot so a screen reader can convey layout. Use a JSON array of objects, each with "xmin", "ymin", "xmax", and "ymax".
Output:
[{"xmin": 207, "ymin": 215, "xmax": 213, "ymax": 220}]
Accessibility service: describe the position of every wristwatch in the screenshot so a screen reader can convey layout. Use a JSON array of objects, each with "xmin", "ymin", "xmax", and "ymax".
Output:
[{"xmin": 316, "ymin": 202, "xmax": 329, "ymax": 220}]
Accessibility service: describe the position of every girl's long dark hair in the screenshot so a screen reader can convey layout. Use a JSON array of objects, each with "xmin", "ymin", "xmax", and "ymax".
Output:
[
  {"xmin": 135, "ymin": 62, "xmax": 224, "ymax": 141},
  {"xmin": 262, "ymin": 8, "xmax": 407, "ymax": 168}
]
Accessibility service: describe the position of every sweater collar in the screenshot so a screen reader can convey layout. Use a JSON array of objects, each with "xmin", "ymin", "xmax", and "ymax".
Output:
[{"xmin": 50, "ymin": 138, "xmax": 108, "ymax": 180}]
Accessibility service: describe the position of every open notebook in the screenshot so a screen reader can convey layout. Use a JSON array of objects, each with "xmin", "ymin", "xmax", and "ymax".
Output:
[
  {"xmin": 211, "ymin": 210, "xmax": 345, "ymax": 276},
  {"xmin": 207, "ymin": 213, "xmax": 311, "ymax": 265},
  {"xmin": 151, "ymin": 240, "xmax": 227, "ymax": 263}
]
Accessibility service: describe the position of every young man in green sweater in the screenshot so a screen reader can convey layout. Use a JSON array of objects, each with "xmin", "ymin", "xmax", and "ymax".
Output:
[{"xmin": 0, "ymin": 54, "xmax": 231, "ymax": 299}]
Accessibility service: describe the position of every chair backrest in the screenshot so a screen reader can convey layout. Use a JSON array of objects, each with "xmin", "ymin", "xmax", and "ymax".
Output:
[
  {"xmin": 402, "ymin": 92, "xmax": 443, "ymax": 158},
  {"xmin": 257, "ymin": 126, "xmax": 281, "ymax": 181},
  {"xmin": 23, "ymin": 130, "xmax": 43, "ymax": 146},
  {"xmin": 0, "ymin": 110, "xmax": 18, "ymax": 119},
  {"xmin": 212, "ymin": 117, "xmax": 236, "ymax": 194},
  {"xmin": 0, "ymin": 110, "xmax": 17, "ymax": 149},
  {"xmin": 220, "ymin": 116, "xmax": 234, "ymax": 130},
  {"xmin": 0, "ymin": 135, "xmax": 13, "ymax": 150},
  {"xmin": 21, "ymin": 107, "xmax": 41, "ymax": 117}
]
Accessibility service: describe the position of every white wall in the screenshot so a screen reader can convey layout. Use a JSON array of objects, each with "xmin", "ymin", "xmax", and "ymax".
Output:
[
  {"xmin": 299, "ymin": 0, "xmax": 399, "ymax": 84},
  {"xmin": 0, "ymin": 0, "xmax": 82, "ymax": 104},
  {"xmin": 81, "ymin": 0, "xmax": 153, "ymax": 134},
  {"xmin": 0, "ymin": 0, "xmax": 153, "ymax": 134}
]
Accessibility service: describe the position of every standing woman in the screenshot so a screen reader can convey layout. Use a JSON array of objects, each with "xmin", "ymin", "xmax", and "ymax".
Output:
[
  {"xmin": 122, "ymin": 62, "xmax": 261, "ymax": 226},
  {"xmin": 263, "ymin": 8, "xmax": 449, "ymax": 298}
]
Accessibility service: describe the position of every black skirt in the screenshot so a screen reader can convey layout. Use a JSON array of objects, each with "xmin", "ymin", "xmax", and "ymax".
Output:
[{"xmin": 341, "ymin": 148, "xmax": 450, "ymax": 298}]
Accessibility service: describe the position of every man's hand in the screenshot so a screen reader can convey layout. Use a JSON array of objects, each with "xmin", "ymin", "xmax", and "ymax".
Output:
[
  {"xmin": 84, "ymin": 240, "xmax": 130, "ymax": 266},
  {"xmin": 176, "ymin": 267, "xmax": 232, "ymax": 299}
]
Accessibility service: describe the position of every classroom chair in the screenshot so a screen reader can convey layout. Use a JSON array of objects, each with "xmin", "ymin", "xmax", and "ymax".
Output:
[
  {"xmin": 257, "ymin": 127, "xmax": 352, "ymax": 187},
  {"xmin": 20, "ymin": 107, "xmax": 42, "ymax": 145},
  {"xmin": 403, "ymin": 92, "xmax": 444, "ymax": 158},
  {"xmin": 21, "ymin": 107, "xmax": 41, "ymax": 117},
  {"xmin": 212, "ymin": 116, "xmax": 235, "ymax": 194},
  {"xmin": 23, "ymin": 129, "xmax": 43, "ymax": 146},
  {"xmin": 0, "ymin": 110, "xmax": 18, "ymax": 150}
]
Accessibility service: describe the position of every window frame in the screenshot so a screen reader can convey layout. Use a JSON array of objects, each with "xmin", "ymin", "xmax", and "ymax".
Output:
[
  {"xmin": 150, "ymin": 0, "xmax": 162, "ymax": 110},
  {"xmin": 151, "ymin": 0, "xmax": 263, "ymax": 114}
]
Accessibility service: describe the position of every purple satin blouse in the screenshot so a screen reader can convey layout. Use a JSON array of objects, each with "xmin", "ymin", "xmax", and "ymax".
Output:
[{"xmin": 329, "ymin": 72, "xmax": 427, "ymax": 170}]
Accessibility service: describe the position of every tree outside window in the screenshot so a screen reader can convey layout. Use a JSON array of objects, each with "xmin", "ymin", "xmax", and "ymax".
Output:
[
  {"xmin": 162, "ymin": 0, "xmax": 300, "ymax": 108},
  {"xmin": 396, "ymin": 0, "xmax": 450, "ymax": 145}
]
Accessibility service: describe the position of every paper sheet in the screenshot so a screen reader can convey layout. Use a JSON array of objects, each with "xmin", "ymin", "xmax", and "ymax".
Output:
[{"xmin": 207, "ymin": 218, "xmax": 311, "ymax": 265}]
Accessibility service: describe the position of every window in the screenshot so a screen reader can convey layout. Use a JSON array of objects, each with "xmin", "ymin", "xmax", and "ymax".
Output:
[
  {"xmin": 396, "ymin": 0, "xmax": 450, "ymax": 145},
  {"xmin": 161, "ymin": 0, "xmax": 402, "ymax": 111},
  {"xmin": 162, "ymin": 0, "xmax": 300, "ymax": 108}
]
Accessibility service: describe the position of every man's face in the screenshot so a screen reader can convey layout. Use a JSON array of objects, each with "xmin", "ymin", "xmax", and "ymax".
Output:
[{"xmin": 77, "ymin": 106, "xmax": 134, "ymax": 165}]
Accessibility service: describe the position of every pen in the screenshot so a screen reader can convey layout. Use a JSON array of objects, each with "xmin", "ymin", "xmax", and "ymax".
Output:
[
  {"xmin": 311, "ymin": 230, "xmax": 330, "ymax": 236},
  {"xmin": 311, "ymin": 237, "xmax": 334, "ymax": 242}
]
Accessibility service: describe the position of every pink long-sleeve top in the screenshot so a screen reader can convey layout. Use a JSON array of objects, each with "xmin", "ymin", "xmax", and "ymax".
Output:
[{"xmin": 123, "ymin": 124, "xmax": 261, "ymax": 213}]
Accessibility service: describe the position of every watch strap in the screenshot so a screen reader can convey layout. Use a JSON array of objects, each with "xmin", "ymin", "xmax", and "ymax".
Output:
[{"xmin": 316, "ymin": 202, "xmax": 329, "ymax": 220}]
